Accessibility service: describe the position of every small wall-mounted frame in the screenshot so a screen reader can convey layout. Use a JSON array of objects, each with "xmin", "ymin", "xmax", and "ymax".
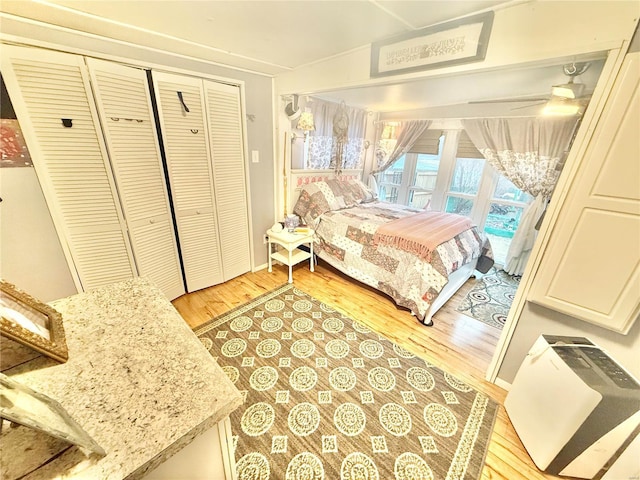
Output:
[
  {"xmin": 370, "ymin": 11, "xmax": 494, "ymax": 78},
  {"xmin": 0, "ymin": 280, "xmax": 68, "ymax": 365}
]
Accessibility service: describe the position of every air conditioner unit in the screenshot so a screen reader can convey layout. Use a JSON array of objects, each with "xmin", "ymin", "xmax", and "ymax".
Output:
[{"xmin": 504, "ymin": 335, "xmax": 640, "ymax": 479}]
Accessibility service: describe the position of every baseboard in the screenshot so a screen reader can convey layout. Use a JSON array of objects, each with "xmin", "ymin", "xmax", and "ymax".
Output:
[
  {"xmin": 494, "ymin": 377, "xmax": 512, "ymax": 392},
  {"xmin": 253, "ymin": 263, "xmax": 268, "ymax": 272}
]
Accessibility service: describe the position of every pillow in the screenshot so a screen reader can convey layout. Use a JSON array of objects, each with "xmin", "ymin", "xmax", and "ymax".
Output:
[
  {"xmin": 293, "ymin": 181, "xmax": 344, "ymax": 225},
  {"xmin": 348, "ymin": 178, "xmax": 377, "ymax": 203},
  {"xmin": 292, "ymin": 178, "xmax": 378, "ymax": 225},
  {"xmin": 326, "ymin": 179, "xmax": 361, "ymax": 208}
]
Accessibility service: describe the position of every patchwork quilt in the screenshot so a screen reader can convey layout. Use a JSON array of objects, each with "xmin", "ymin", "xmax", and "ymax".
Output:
[
  {"xmin": 314, "ymin": 203, "xmax": 492, "ymax": 322},
  {"xmin": 293, "ymin": 180, "xmax": 493, "ymax": 323}
]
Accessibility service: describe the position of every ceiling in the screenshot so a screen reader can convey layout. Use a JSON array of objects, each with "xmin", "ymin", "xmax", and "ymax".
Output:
[
  {"xmin": 0, "ymin": 0, "xmax": 507, "ymax": 74},
  {"xmin": 0, "ymin": 0, "xmax": 608, "ymax": 113}
]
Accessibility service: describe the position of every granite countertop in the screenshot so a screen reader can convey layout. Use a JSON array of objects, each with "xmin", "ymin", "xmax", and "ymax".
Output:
[{"xmin": 4, "ymin": 277, "xmax": 242, "ymax": 479}]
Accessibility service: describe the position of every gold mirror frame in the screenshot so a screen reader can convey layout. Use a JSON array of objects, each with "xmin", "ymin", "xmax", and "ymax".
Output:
[{"xmin": 0, "ymin": 280, "xmax": 68, "ymax": 363}]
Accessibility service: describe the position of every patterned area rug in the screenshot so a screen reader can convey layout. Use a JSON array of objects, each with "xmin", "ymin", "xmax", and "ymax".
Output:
[
  {"xmin": 195, "ymin": 284, "xmax": 498, "ymax": 480},
  {"xmin": 456, "ymin": 267, "xmax": 521, "ymax": 329}
]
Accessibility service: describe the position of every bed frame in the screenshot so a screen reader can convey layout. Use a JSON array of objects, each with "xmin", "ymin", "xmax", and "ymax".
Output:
[
  {"xmin": 289, "ymin": 170, "xmax": 477, "ymax": 325},
  {"xmin": 420, "ymin": 259, "xmax": 477, "ymax": 325}
]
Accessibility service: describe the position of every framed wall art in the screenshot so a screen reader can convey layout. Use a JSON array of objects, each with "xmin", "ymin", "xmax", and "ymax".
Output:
[{"xmin": 370, "ymin": 11, "xmax": 494, "ymax": 78}]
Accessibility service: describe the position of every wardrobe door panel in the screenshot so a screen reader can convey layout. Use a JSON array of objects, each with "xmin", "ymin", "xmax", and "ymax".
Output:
[
  {"xmin": 152, "ymin": 72, "xmax": 223, "ymax": 292},
  {"xmin": 127, "ymin": 215, "xmax": 184, "ymax": 297},
  {"xmin": 1, "ymin": 46, "xmax": 136, "ymax": 291},
  {"xmin": 204, "ymin": 81, "xmax": 251, "ymax": 281},
  {"xmin": 86, "ymin": 59, "xmax": 185, "ymax": 300}
]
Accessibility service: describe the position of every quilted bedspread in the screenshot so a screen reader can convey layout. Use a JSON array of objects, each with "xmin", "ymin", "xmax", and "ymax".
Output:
[{"xmin": 313, "ymin": 202, "xmax": 493, "ymax": 322}]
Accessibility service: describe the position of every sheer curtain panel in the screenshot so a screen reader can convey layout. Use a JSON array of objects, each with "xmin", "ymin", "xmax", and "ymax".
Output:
[
  {"xmin": 306, "ymin": 98, "xmax": 367, "ymax": 171},
  {"xmin": 462, "ymin": 117, "xmax": 580, "ymax": 275},
  {"xmin": 372, "ymin": 120, "xmax": 431, "ymax": 175}
]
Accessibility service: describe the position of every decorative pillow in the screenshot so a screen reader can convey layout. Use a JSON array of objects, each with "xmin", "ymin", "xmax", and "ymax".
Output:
[
  {"xmin": 292, "ymin": 178, "xmax": 378, "ymax": 225},
  {"xmin": 293, "ymin": 181, "xmax": 344, "ymax": 225},
  {"xmin": 348, "ymin": 178, "xmax": 377, "ymax": 203},
  {"xmin": 326, "ymin": 179, "xmax": 361, "ymax": 207}
]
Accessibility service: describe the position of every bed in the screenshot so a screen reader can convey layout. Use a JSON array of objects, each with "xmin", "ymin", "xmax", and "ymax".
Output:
[{"xmin": 291, "ymin": 176, "xmax": 494, "ymax": 325}]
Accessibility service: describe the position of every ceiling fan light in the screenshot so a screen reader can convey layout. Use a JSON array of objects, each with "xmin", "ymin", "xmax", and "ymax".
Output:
[
  {"xmin": 551, "ymin": 82, "xmax": 585, "ymax": 99},
  {"xmin": 543, "ymin": 97, "xmax": 581, "ymax": 116}
]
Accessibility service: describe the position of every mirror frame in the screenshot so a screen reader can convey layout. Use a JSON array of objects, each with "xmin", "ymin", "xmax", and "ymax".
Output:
[
  {"xmin": 0, "ymin": 280, "xmax": 68, "ymax": 363},
  {"xmin": 0, "ymin": 373, "xmax": 105, "ymax": 455}
]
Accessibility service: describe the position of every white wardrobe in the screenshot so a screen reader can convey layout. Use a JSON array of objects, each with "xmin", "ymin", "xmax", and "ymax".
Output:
[{"xmin": 1, "ymin": 45, "xmax": 251, "ymax": 300}]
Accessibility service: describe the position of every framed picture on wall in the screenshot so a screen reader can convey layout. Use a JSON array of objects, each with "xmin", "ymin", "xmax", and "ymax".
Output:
[
  {"xmin": 370, "ymin": 11, "xmax": 494, "ymax": 78},
  {"xmin": 0, "ymin": 118, "xmax": 32, "ymax": 167}
]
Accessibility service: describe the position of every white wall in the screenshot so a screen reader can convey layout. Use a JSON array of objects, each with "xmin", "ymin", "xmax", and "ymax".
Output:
[{"xmin": 0, "ymin": 167, "xmax": 76, "ymax": 301}]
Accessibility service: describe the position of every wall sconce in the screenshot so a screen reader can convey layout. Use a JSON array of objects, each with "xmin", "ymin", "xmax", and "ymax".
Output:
[
  {"xmin": 284, "ymin": 95, "xmax": 301, "ymax": 121},
  {"xmin": 296, "ymin": 108, "xmax": 315, "ymax": 139}
]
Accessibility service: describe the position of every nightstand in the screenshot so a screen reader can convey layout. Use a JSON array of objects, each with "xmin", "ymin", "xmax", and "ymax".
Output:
[{"xmin": 267, "ymin": 228, "xmax": 315, "ymax": 283}]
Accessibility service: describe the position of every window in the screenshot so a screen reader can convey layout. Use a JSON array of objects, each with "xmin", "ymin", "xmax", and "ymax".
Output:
[
  {"xmin": 483, "ymin": 176, "xmax": 532, "ymax": 265},
  {"xmin": 409, "ymin": 153, "xmax": 441, "ymax": 208},
  {"xmin": 378, "ymin": 158, "xmax": 403, "ymax": 204},
  {"xmin": 444, "ymin": 156, "xmax": 485, "ymax": 216},
  {"xmin": 374, "ymin": 129, "xmax": 533, "ymax": 266},
  {"xmin": 377, "ymin": 133, "xmax": 444, "ymax": 208}
]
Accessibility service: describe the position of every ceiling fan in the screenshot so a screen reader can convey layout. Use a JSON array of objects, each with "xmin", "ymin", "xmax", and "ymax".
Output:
[{"xmin": 469, "ymin": 62, "xmax": 592, "ymax": 114}]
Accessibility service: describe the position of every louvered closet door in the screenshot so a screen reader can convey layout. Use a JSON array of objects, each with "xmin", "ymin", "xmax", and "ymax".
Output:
[
  {"xmin": 152, "ymin": 72, "xmax": 224, "ymax": 292},
  {"xmin": 204, "ymin": 81, "xmax": 251, "ymax": 281},
  {"xmin": 86, "ymin": 59, "xmax": 185, "ymax": 300},
  {"xmin": 0, "ymin": 46, "xmax": 136, "ymax": 291}
]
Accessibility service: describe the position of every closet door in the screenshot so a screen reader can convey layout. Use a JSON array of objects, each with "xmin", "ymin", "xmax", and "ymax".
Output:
[
  {"xmin": 204, "ymin": 81, "xmax": 251, "ymax": 280},
  {"xmin": 86, "ymin": 59, "xmax": 185, "ymax": 300},
  {"xmin": 1, "ymin": 45, "xmax": 136, "ymax": 291},
  {"xmin": 152, "ymin": 72, "xmax": 224, "ymax": 292}
]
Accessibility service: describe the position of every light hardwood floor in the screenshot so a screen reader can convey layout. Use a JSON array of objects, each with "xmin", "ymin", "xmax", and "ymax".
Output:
[{"xmin": 172, "ymin": 260, "xmax": 563, "ymax": 480}]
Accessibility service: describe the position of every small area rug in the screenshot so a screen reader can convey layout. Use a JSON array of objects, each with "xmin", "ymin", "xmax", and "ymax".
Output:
[
  {"xmin": 195, "ymin": 284, "xmax": 498, "ymax": 480},
  {"xmin": 456, "ymin": 267, "xmax": 521, "ymax": 329}
]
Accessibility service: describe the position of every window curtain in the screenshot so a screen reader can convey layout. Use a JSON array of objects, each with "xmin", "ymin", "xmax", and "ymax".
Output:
[
  {"xmin": 371, "ymin": 119, "xmax": 431, "ymax": 175},
  {"xmin": 306, "ymin": 98, "xmax": 367, "ymax": 171},
  {"xmin": 462, "ymin": 117, "xmax": 580, "ymax": 276}
]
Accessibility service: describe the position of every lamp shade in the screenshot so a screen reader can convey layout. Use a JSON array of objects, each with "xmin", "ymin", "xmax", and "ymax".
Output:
[{"xmin": 296, "ymin": 110, "xmax": 315, "ymax": 132}]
